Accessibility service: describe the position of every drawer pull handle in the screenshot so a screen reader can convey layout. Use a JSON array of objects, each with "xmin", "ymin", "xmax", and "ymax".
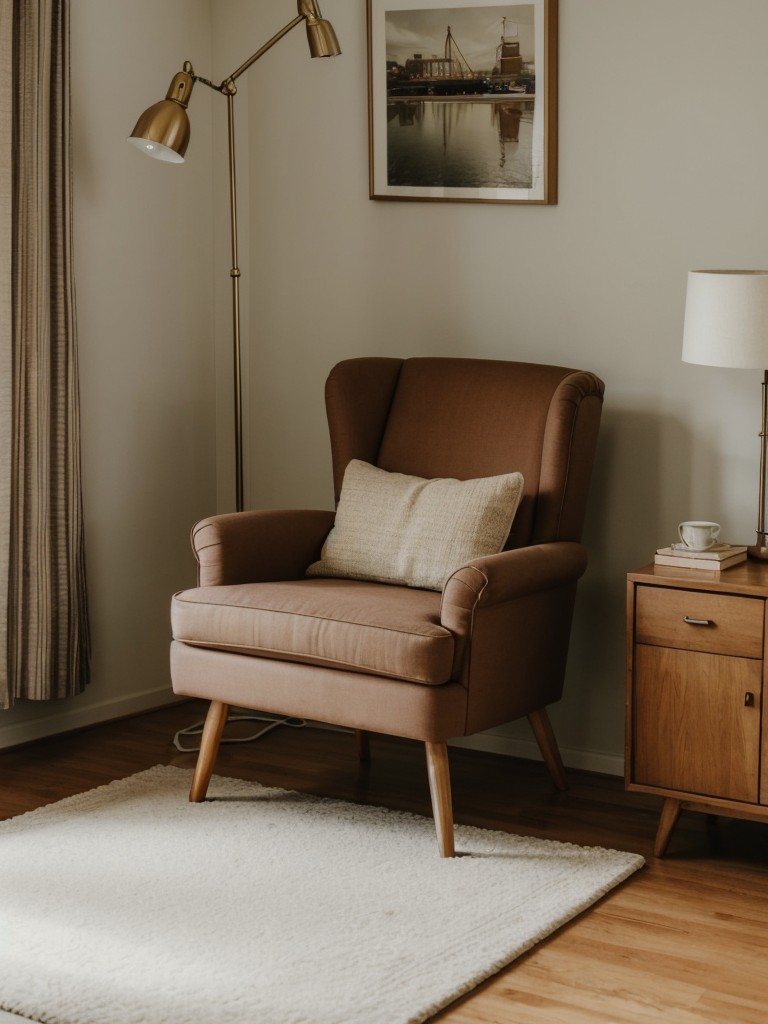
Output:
[
  {"xmin": 745, "ymin": 692, "xmax": 755, "ymax": 707},
  {"xmin": 683, "ymin": 615, "xmax": 712, "ymax": 627}
]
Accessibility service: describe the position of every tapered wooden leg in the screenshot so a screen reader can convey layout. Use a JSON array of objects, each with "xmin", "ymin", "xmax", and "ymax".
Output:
[
  {"xmin": 189, "ymin": 701, "xmax": 229, "ymax": 803},
  {"xmin": 425, "ymin": 741, "xmax": 455, "ymax": 858},
  {"xmin": 654, "ymin": 798, "xmax": 682, "ymax": 857},
  {"xmin": 355, "ymin": 729, "xmax": 370, "ymax": 762},
  {"xmin": 528, "ymin": 707, "xmax": 568, "ymax": 792}
]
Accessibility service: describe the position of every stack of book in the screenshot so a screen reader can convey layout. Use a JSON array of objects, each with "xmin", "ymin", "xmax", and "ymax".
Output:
[{"xmin": 654, "ymin": 543, "xmax": 748, "ymax": 571}]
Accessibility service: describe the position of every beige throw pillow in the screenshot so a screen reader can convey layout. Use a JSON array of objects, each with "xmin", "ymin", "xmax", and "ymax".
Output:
[{"xmin": 307, "ymin": 460, "xmax": 524, "ymax": 591}]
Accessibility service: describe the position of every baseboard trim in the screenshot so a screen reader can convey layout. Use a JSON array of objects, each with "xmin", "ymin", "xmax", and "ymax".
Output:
[
  {"xmin": 0, "ymin": 687, "xmax": 183, "ymax": 752},
  {"xmin": 0, "ymin": 693, "xmax": 625, "ymax": 778},
  {"xmin": 449, "ymin": 733, "xmax": 624, "ymax": 777}
]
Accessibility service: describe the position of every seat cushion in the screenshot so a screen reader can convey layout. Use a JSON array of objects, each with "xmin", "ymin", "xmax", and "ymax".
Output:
[{"xmin": 171, "ymin": 578, "xmax": 455, "ymax": 686}]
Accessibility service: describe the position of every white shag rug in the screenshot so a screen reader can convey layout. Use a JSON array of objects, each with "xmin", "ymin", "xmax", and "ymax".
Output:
[{"xmin": 0, "ymin": 765, "xmax": 644, "ymax": 1024}]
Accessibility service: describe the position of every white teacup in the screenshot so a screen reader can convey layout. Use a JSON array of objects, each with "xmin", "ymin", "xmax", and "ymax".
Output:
[{"xmin": 678, "ymin": 520, "xmax": 720, "ymax": 551}]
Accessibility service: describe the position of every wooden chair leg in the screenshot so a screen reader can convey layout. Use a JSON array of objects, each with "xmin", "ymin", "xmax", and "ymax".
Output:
[
  {"xmin": 355, "ymin": 729, "xmax": 370, "ymax": 762},
  {"xmin": 189, "ymin": 700, "xmax": 229, "ymax": 803},
  {"xmin": 528, "ymin": 707, "xmax": 568, "ymax": 792},
  {"xmin": 425, "ymin": 741, "xmax": 455, "ymax": 858}
]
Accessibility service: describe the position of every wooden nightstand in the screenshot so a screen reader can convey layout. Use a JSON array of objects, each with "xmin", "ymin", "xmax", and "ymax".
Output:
[{"xmin": 626, "ymin": 561, "xmax": 768, "ymax": 856}]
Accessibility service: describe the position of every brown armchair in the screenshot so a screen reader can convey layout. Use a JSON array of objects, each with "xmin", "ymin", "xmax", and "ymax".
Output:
[{"xmin": 170, "ymin": 357, "xmax": 605, "ymax": 856}]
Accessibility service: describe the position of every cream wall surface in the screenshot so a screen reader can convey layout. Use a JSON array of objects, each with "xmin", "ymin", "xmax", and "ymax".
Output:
[
  {"xmin": 4, "ymin": 1, "xmax": 768, "ymax": 774},
  {"xmin": 222, "ymin": 0, "xmax": 768, "ymax": 773}
]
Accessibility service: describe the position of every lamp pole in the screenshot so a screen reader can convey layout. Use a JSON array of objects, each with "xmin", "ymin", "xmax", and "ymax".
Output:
[
  {"xmin": 128, "ymin": 2, "xmax": 340, "ymax": 512},
  {"xmin": 225, "ymin": 87, "xmax": 243, "ymax": 512},
  {"xmin": 751, "ymin": 368, "xmax": 768, "ymax": 559}
]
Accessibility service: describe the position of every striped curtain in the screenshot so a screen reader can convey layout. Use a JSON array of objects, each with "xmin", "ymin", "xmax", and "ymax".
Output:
[{"xmin": 0, "ymin": 0, "xmax": 89, "ymax": 709}]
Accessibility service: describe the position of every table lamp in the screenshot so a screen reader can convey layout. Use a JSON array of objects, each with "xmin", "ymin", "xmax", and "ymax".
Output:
[{"xmin": 682, "ymin": 269, "xmax": 768, "ymax": 559}]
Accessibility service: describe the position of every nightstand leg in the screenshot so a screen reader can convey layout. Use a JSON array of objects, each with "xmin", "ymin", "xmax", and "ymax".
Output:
[{"xmin": 654, "ymin": 797, "xmax": 682, "ymax": 857}]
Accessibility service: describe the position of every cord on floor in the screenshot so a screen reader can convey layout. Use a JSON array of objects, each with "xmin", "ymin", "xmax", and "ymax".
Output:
[{"xmin": 173, "ymin": 712, "xmax": 306, "ymax": 753}]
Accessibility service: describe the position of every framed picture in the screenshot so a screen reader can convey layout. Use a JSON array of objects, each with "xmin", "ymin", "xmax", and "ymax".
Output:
[{"xmin": 367, "ymin": 0, "xmax": 558, "ymax": 204}]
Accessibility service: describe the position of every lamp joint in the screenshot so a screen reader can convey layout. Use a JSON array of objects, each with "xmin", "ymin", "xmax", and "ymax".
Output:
[{"xmin": 298, "ymin": 0, "xmax": 322, "ymax": 23}]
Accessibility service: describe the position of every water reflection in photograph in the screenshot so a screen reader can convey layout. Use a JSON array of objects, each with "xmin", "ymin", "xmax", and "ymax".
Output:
[{"xmin": 387, "ymin": 99, "xmax": 534, "ymax": 189}]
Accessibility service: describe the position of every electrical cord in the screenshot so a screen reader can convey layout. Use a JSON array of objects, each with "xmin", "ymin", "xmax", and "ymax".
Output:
[{"xmin": 173, "ymin": 712, "xmax": 306, "ymax": 753}]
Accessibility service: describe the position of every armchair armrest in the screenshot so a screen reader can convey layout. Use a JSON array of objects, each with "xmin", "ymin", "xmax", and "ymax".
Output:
[
  {"xmin": 192, "ymin": 509, "xmax": 335, "ymax": 586},
  {"xmin": 440, "ymin": 542, "xmax": 588, "ymax": 637},
  {"xmin": 440, "ymin": 542, "xmax": 589, "ymax": 727}
]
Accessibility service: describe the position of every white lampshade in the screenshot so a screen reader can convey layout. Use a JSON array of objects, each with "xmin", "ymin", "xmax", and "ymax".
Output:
[{"xmin": 682, "ymin": 269, "xmax": 768, "ymax": 369}]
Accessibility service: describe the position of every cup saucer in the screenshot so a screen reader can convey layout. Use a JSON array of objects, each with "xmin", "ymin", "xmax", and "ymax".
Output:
[{"xmin": 671, "ymin": 542, "xmax": 724, "ymax": 553}]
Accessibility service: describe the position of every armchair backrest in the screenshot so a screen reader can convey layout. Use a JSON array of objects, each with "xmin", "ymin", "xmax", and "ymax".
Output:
[{"xmin": 325, "ymin": 357, "xmax": 604, "ymax": 549}]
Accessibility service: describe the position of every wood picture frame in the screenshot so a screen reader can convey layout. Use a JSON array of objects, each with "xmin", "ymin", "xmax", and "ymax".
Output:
[{"xmin": 367, "ymin": 0, "xmax": 558, "ymax": 204}]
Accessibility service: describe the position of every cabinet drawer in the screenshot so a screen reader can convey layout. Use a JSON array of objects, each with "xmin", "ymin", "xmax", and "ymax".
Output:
[{"xmin": 635, "ymin": 585, "xmax": 764, "ymax": 658}]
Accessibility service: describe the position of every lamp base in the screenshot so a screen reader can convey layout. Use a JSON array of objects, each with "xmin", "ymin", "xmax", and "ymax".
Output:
[{"xmin": 748, "ymin": 536, "xmax": 768, "ymax": 560}]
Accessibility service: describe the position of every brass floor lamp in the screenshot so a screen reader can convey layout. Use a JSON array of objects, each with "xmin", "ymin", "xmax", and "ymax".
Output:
[{"xmin": 128, "ymin": 2, "xmax": 341, "ymax": 512}]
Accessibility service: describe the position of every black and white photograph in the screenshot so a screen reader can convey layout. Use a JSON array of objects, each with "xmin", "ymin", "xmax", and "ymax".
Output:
[{"xmin": 368, "ymin": 0, "xmax": 557, "ymax": 203}]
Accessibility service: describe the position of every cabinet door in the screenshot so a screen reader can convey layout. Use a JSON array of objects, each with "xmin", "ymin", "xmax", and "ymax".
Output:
[{"xmin": 633, "ymin": 644, "xmax": 761, "ymax": 802}]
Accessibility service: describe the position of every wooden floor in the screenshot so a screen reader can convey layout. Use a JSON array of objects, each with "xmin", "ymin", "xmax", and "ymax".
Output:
[{"xmin": 2, "ymin": 700, "xmax": 768, "ymax": 1023}]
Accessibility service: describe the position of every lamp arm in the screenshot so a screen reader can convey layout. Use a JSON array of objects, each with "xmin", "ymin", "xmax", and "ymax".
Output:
[
  {"xmin": 185, "ymin": 14, "xmax": 305, "ymax": 96},
  {"xmin": 225, "ymin": 14, "xmax": 304, "ymax": 87}
]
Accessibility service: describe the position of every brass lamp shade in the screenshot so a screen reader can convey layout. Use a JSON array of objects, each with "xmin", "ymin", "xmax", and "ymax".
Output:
[
  {"xmin": 305, "ymin": 16, "xmax": 341, "ymax": 57},
  {"xmin": 128, "ymin": 70, "xmax": 194, "ymax": 163},
  {"xmin": 298, "ymin": 0, "xmax": 341, "ymax": 58}
]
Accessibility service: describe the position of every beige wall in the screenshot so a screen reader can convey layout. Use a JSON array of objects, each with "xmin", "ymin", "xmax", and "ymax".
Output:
[
  {"xmin": 4, "ymin": 1, "xmax": 768, "ymax": 773},
  {"xmin": 227, "ymin": 0, "xmax": 768, "ymax": 773}
]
